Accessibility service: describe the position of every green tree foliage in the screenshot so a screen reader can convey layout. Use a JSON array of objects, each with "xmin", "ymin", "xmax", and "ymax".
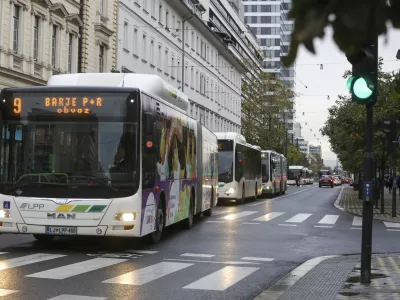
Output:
[
  {"xmin": 282, "ymin": 0, "xmax": 400, "ymax": 67},
  {"xmin": 241, "ymin": 60, "xmax": 295, "ymax": 153},
  {"xmin": 321, "ymin": 65, "xmax": 400, "ymax": 172},
  {"xmin": 287, "ymin": 145, "xmax": 305, "ymax": 165}
]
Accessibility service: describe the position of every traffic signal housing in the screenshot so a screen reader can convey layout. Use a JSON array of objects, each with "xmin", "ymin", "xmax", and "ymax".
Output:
[{"xmin": 346, "ymin": 43, "xmax": 378, "ymax": 105}]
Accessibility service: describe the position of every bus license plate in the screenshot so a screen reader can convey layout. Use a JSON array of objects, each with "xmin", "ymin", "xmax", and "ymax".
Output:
[{"xmin": 46, "ymin": 226, "xmax": 77, "ymax": 235}]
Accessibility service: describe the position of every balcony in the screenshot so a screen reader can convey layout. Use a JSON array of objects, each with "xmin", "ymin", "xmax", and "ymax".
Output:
[{"xmin": 182, "ymin": 0, "xmax": 206, "ymax": 19}]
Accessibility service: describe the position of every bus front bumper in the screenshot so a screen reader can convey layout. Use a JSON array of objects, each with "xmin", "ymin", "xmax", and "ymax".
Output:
[{"xmin": 262, "ymin": 187, "xmax": 274, "ymax": 194}]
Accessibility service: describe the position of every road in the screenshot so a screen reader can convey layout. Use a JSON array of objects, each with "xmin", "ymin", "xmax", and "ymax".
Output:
[{"xmin": 1, "ymin": 184, "xmax": 400, "ymax": 300}]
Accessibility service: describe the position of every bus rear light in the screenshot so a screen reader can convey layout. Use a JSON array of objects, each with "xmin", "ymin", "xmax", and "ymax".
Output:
[
  {"xmin": 124, "ymin": 225, "xmax": 134, "ymax": 230},
  {"xmin": 115, "ymin": 213, "xmax": 136, "ymax": 222}
]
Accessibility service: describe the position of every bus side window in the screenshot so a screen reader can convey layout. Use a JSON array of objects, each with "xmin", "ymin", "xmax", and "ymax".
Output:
[{"xmin": 142, "ymin": 97, "xmax": 156, "ymax": 189}]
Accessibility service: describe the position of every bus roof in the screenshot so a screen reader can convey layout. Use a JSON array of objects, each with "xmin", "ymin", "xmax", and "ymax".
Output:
[
  {"xmin": 215, "ymin": 132, "xmax": 260, "ymax": 151},
  {"xmin": 47, "ymin": 73, "xmax": 189, "ymax": 112},
  {"xmin": 289, "ymin": 165, "xmax": 305, "ymax": 170}
]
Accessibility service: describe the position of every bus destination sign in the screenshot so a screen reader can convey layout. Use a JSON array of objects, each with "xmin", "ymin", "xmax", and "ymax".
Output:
[{"xmin": 13, "ymin": 96, "xmax": 103, "ymax": 115}]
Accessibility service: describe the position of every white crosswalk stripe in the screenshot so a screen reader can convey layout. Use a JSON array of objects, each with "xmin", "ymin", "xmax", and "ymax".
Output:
[
  {"xmin": 0, "ymin": 252, "xmax": 7, "ymax": 256},
  {"xmin": 46, "ymin": 295, "xmax": 106, "ymax": 300},
  {"xmin": 220, "ymin": 211, "xmax": 258, "ymax": 220},
  {"xmin": 103, "ymin": 262, "xmax": 193, "ymax": 285},
  {"xmin": 26, "ymin": 258, "xmax": 128, "ymax": 280},
  {"xmin": 253, "ymin": 212, "xmax": 285, "ymax": 222},
  {"xmin": 284, "ymin": 213, "xmax": 312, "ymax": 223},
  {"xmin": 352, "ymin": 216, "xmax": 363, "ymax": 226},
  {"xmin": 318, "ymin": 215, "xmax": 340, "ymax": 225},
  {"xmin": 183, "ymin": 266, "xmax": 259, "ymax": 291},
  {"xmin": 0, "ymin": 288, "xmax": 18, "ymax": 297},
  {"xmin": 0, "ymin": 253, "xmax": 65, "ymax": 271},
  {"xmin": 383, "ymin": 222, "xmax": 400, "ymax": 228}
]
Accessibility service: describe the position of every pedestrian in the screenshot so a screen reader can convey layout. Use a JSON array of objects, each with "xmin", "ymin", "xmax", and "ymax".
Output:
[{"xmin": 388, "ymin": 177, "xmax": 393, "ymax": 193}]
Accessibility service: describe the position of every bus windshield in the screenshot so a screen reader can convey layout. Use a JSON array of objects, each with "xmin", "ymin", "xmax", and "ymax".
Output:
[
  {"xmin": 0, "ymin": 89, "xmax": 140, "ymax": 198},
  {"xmin": 288, "ymin": 169, "xmax": 301, "ymax": 180},
  {"xmin": 218, "ymin": 150, "xmax": 233, "ymax": 183}
]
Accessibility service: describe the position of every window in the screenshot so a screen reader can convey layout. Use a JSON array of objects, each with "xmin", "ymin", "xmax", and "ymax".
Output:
[
  {"xmin": 143, "ymin": 0, "xmax": 148, "ymax": 11},
  {"xmin": 151, "ymin": 0, "xmax": 156, "ymax": 16},
  {"xmin": 171, "ymin": 56, "xmax": 175, "ymax": 78},
  {"xmin": 123, "ymin": 22, "xmax": 128, "ymax": 49},
  {"xmin": 177, "ymin": 60, "xmax": 181, "ymax": 82},
  {"xmin": 13, "ymin": 5, "xmax": 20, "ymax": 53},
  {"xmin": 51, "ymin": 25, "xmax": 57, "ymax": 68},
  {"xmin": 142, "ymin": 34, "xmax": 147, "ymax": 61},
  {"xmin": 133, "ymin": 28, "xmax": 138, "ymax": 55},
  {"xmin": 200, "ymin": 73, "xmax": 205, "ymax": 95},
  {"xmin": 165, "ymin": 10, "xmax": 169, "ymax": 29},
  {"xmin": 99, "ymin": 45, "xmax": 105, "ymax": 72},
  {"xmin": 68, "ymin": 34, "xmax": 73, "ymax": 73},
  {"xmin": 164, "ymin": 50, "xmax": 169, "ymax": 74},
  {"xmin": 150, "ymin": 39, "xmax": 155, "ymax": 65},
  {"xmin": 172, "ymin": 15, "xmax": 175, "ymax": 32},
  {"xmin": 177, "ymin": 20, "xmax": 181, "ymax": 39},
  {"xmin": 158, "ymin": 2, "xmax": 163, "ymax": 23},
  {"xmin": 191, "ymin": 31, "xmax": 194, "ymax": 48},
  {"xmin": 158, "ymin": 44, "xmax": 162, "ymax": 70},
  {"xmin": 33, "ymin": 16, "xmax": 40, "ymax": 61},
  {"xmin": 99, "ymin": 0, "xmax": 105, "ymax": 15},
  {"xmin": 191, "ymin": 68, "xmax": 194, "ymax": 87}
]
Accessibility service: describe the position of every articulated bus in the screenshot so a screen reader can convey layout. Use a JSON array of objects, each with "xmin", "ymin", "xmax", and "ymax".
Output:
[
  {"xmin": 261, "ymin": 150, "xmax": 287, "ymax": 197},
  {"xmin": 303, "ymin": 168, "xmax": 314, "ymax": 184},
  {"xmin": 287, "ymin": 166, "xmax": 307, "ymax": 185},
  {"xmin": 0, "ymin": 73, "xmax": 218, "ymax": 243},
  {"xmin": 216, "ymin": 133, "xmax": 262, "ymax": 204}
]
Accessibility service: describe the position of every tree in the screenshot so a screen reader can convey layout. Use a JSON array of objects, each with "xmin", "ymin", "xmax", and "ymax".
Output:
[
  {"xmin": 241, "ymin": 60, "xmax": 295, "ymax": 152},
  {"xmin": 281, "ymin": 0, "xmax": 400, "ymax": 67},
  {"xmin": 321, "ymin": 65, "xmax": 400, "ymax": 172},
  {"xmin": 287, "ymin": 145, "xmax": 305, "ymax": 165}
]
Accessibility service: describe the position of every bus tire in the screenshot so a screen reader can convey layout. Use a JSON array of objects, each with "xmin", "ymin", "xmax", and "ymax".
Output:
[
  {"xmin": 239, "ymin": 185, "xmax": 245, "ymax": 204},
  {"xmin": 33, "ymin": 234, "xmax": 54, "ymax": 243},
  {"xmin": 183, "ymin": 189, "xmax": 195, "ymax": 229},
  {"xmin": 203, "ymin": 187, "xmax": 213, "ymax": 217},
  {"xmin": 254, "ymin": 184, "xmax": 258, "ymax": 200},
  {"xmin": 148, "ymin": 195, "xmax": 165, "ymax": 244}
]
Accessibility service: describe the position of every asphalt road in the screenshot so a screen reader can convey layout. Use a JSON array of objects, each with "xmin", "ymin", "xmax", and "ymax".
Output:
[{"xmin": 1, "ymin": 184, "xmax": 399, "ymax": 300}]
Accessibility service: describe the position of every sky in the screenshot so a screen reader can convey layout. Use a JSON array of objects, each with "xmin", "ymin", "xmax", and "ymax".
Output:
[{"xmin": 294, "ymin": 26, "xmax": 400, "ymax": 168}]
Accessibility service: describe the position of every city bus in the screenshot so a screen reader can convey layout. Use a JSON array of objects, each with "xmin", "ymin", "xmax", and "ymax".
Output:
[
  {"xmin": 304, "ymin": 168, "xmax": 314, "ymax": 184},
  {"xmin": 288, "ymin": 166, "xmax": 307, "ymax": 185},
  {"xmin": 0, "ymin": 73, "xmax": 218, "ymax": 243},
  {"xmin": 319, "ymin": 169, "xmax": 331, "ymax": 176},
  {"xmin": 216, "ymin": 132, "xmax": 262, "ymax": 204},
  {"xmin": 261, "ymin": 150, "xmax": 287, "ymax": 197}
]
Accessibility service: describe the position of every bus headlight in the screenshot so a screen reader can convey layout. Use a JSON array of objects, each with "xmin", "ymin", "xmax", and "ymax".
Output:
[
  {"xmin": 226, "ymin": 187, "xmax": 236, "ymax": 194},
  {"xmin": 115, "ymin": 213, "xmax": 136, "ymax": 222},
  {"xmin": 0, "ymin": 210, "xmax": 10, "ymax": 219}
]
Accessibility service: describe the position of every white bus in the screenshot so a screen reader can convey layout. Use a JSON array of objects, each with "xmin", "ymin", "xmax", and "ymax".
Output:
[
  {"xmin": 261, "ymin": 150, "xmax": 287, "ymax": 197},
  {"xmin": 304, "ymin": 169, "xmax": 314, "ymax": 184},
  {"xmin": 288, "ymin": 166, "xmax": 307, "ymax": 185},
  {"xmin": 0, "ymin": 73, "xmax": 219, "ymax": 243},
  {"xmin": 216, "ymin": 133, "xmax": 262, "ymax": 204}
]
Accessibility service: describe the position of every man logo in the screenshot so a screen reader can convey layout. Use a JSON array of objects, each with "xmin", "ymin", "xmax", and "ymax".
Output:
[{"xmin": 47, "ymin": 213, "xmax": 76, "ymax": 220}]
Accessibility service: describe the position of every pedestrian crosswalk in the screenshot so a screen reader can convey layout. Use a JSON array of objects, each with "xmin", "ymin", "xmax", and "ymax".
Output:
[
  {"xmin": 0, "ymin": 251, "xmax": 273, "ymax": 299},
  {"xmin": 208, "ymin": 210, "xmax": 400, "ymax": 231}
]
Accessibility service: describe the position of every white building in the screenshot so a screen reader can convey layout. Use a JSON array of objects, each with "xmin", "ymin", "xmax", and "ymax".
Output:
[
  {"xmin": 117, "ymin": 0, "xmax": 262, "ymax": 132},
  {"xmin": 0, "ymin": 0, "xmax": 117, "ymax": 90},
  {"xmin": 294, "ymin": 121, "xmax": 301, "ymax": 138},
  {"xmin": 309, "ymin": 144, "xmax": 322, "ymax": 156},
  {"xmin": 295, "ymin": 136, "xmax": 308, "ymax": 154}
]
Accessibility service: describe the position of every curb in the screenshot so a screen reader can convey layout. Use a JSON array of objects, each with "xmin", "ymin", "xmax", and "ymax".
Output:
[
  {"xmin": 253, "ymin": 255, "xmax": 338, "ymax": 300},
  {"xmin": 334, "ymin": 187, "xmax": 400, "ymax": 223}
]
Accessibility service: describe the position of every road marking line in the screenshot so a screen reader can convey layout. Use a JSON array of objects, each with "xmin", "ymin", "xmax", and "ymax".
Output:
[
  {"xmin": 26, "ymin": 258, "xmax": 127, "ymax": 279},
  {"xmin": 278, "ymin": 224, "xmax": 297, "ymax": 227},
  {"xmin": 126, "ymin": 250, "xmax": 158, "ymax": 254},
  {"xmin": 183, "ymin": 266, "xmax": 259, "ymax": 291},
  {"xmin": 0, "ymin": 288, "xmax": 18, "ymax": 297},
  {"xmin": 219, "ymin": 211, "xmax": 258, "ymax": 220},
  {"xmin": 352, "ymin": 216, "xmax": 363, "ymax": 226},
  {"xmin": 206, "ymin": 220, "xmax": 225, "ymax": 223},
  {"xmin": 350, "ymin": 227, "xmax": 362, "ymax": 230},
  {"xmin": 318, "ymin": 214, "xmax": 340, "ymax": 225},
  {"xmin": 248, "ymin": 188, "xmax": 315, "ymax": 206},
  {"xmin": 181, "ymin": 253, "xmax": 215, "ymax": 258},
  {"xmin": 242, "ymin": 222, "xmax": 260, "ymax": 225},
  {"xmin": 314, "ymin": 225, "xmax": 333, "ymax": 228},
  {"xmin": 253, "ymin": 212, "xmax": 285, "ymax": 222},
  {"xmin": 240, "ymin": 257, "xmax": 274, "ymax": 262},
  {"xmin": 103, "ymin": 262, "xmax": 193, "ymax": 285},
  {"xmin": 285, "ymin": 213, "xmax": 312, "ymax": 223},
  {"xmin": 0, "ymin": 252, "xmax": 7, "ymax": 255},
  {"xmin": 46, "ymin": 295, "xmax": 106, "ymax": 300},
  {"xmin": 211, "ymin": 210, "xmax": 232, "ymax": 216},
  {"xmin": 387, "ymin": 229, "xmax": 400, "ymax": 232},
  {"xmin": 0, "ymin": 253, "xmax": 65, "ymax": 271},
  {"xmin": 383, "ymin": 221, "xmax": 400, "ymax": 228},
  {"xmin": 164, "ymin": 259, "xmax": 261, "ymax": 265}
]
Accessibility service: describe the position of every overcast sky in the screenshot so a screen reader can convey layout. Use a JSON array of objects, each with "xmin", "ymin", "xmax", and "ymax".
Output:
[{"xmin": 294, "ymin": 26, "xmax": 400, "ymax": 168}]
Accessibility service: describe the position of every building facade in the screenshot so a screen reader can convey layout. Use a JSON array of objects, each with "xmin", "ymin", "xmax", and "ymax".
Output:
[
  {"xmin": 295, "ymin": 136, "xmax": 308, "ymax": 154},
  {"xmin": 117, "ymin": 0, "xmax": 262, "ymax": 133},
  {"xmin": 309, "ymin": 144, "xmax": 322, "ymax": 156},
  {"xmin": 242, "ymin": 0, "xmax": 295, "ymax": 133},
  {"xmin": 0, "ymin": 0, "xmax": 117, "ymax": 90}
]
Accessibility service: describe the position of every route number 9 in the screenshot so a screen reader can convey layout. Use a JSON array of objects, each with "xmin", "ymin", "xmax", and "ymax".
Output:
[{"xmin": 13, "ymin": 98, "xmax": 21, "ymax": 114}]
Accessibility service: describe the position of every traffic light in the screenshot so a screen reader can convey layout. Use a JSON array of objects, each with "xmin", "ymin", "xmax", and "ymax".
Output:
[{"xmin": 346, "ymin": 42, "xmax": 378, "ymax": 105}]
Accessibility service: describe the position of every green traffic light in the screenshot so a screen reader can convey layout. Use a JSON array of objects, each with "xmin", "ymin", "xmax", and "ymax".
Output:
[
  {"xmin": 353, "ymin": 77, "xmax": 374, "ymax": 99},
  {"xmin": 346, "ymin": 76, "xmax": 355, "ymax": 90}
]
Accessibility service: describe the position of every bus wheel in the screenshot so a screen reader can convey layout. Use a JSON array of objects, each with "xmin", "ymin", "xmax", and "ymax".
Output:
[
  {"xmin": 33, "ymin": 234, "xmax": 54, "ymax": 243},
  {"xmin": 203, "ymin": 188, "xmax": 213, "ymax": 217},
  {"xmin": 254, "ymin": 184, "xmax": 258, "ymax": 201},
  {"xmin": 239, "ymin": 185, "xmax": 245, "ymax": 204},
  {"xmin": 149, "ymin": 198, "xmax": 165, "ymax": 244},
  {"xmin": 183, "ymin": 190, "xmax": 194, "ymax": 229}
]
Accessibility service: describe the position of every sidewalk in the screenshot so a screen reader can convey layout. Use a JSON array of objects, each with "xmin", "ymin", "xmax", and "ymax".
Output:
[
  {"xmin": 335, "ymin": 186, "xmax": 400, "ymax": 223},
  {"xmin": 256, "ymin": 254, "xmax": 400, "ymax": 300}
]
